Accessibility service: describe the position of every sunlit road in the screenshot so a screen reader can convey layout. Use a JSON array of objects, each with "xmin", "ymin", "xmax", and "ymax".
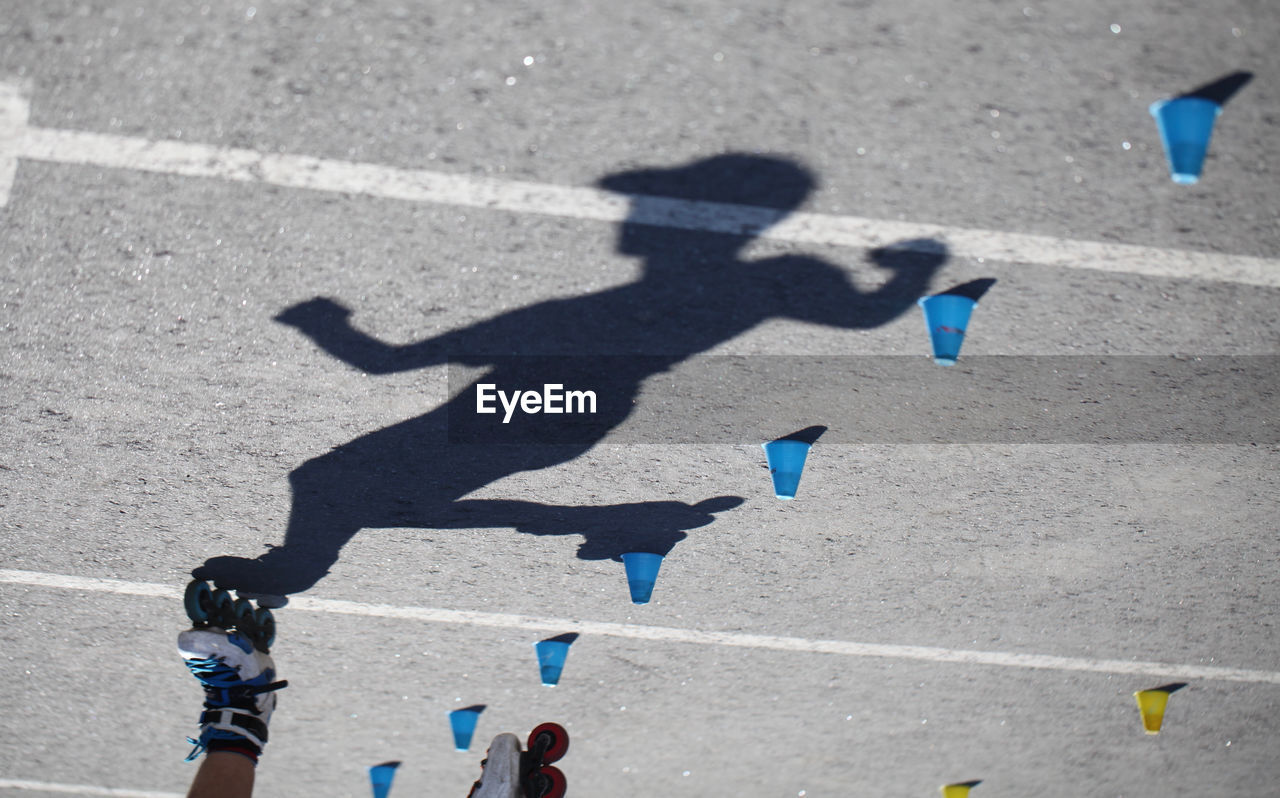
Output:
[{"xmin": 1, "ymin": 2, "xmax": 1277, "ymax": 796}]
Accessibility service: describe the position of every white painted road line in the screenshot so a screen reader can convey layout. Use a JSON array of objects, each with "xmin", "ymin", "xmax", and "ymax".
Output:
[
  {"xmin": 1, "ymin": 83, "xmax": 1276, "ymax": 287},
  {"xmin": 0, "ymin": 778, "xmax": 181, "ymax": 798},
  {"xmin": 0, "ymin": 81, "xmax": 26, "ymax": 208},
  {"xmin": 2, "ymin": 568, "xmax": 1277, "ymax": 685}
]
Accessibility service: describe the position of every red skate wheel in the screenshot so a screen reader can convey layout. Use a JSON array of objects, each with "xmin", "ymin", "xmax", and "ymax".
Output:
[
  {"xmin": 528, "ymin": 722, "xmax": 569, "ymax": 764},
  {"xmin": 529, "ymin": 765, "xmax": 566, "ymax": 798}
]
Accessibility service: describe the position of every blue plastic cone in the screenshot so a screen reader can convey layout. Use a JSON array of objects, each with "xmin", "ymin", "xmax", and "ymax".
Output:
[
  {"xmin": 534, "ymin": 639, "xmax": 572, "ymax": 686},
  {"xmin": 621, "ymin": 552, "xmax": 664, "ymax": 604},
  {"xmin": 761, "ymin": 439, "xmax": 811, "ymax": 499},
  {"xmin": 449, "ymin": 708, "xmax": 481, "ymax": 752},
  {"xmin": 1150, "ymin": 97, "xmax": 1222, "ymax": 184},
  {"xmin": 918, "ymin": 294, "xmax": 977, "ymax": 366},
  {"xmin": 368, "ymin": 762, "xmax": 399, "ymax": 798}
]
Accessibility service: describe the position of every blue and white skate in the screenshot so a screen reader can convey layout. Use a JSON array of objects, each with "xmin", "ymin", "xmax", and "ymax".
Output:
[{"xmin": 180, "ymin": 580, "xmax": 288, "ymax": 761}]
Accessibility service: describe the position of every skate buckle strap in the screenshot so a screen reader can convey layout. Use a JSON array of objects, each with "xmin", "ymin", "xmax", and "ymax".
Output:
[
  {"xmin": 198, "ymin": 709, "xmax": 270, "ymax": 743},
  {"xmin": 202, "ymin": 678, "xmax": 289, "ymax": 707},
  {"xmin": 199, "ymin": 680, "xmax": 288, "ymax": 724}
]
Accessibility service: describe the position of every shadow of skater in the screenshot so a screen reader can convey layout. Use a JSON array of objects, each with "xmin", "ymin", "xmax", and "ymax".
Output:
[{"xmin": 196, "ymin": 154, "xmax": 949, "ymax": 599}]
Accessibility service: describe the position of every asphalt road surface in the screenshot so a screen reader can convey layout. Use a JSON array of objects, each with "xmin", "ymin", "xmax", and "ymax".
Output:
[{"xmin": 1, "ymin": 1, "xmax": 1277, "ymax": 797}]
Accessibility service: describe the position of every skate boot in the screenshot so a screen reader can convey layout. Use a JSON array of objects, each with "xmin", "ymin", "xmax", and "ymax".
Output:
[
  {"xmin": 179, "ymin": 580, "xmax": 288, "ymax": 763},
  {"xmin": 467, "ymin": 723, "xmax": 569, "ymax": 798}
]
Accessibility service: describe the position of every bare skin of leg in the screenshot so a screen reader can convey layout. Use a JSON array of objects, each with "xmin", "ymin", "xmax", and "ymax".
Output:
[{"xmin": 186, "ymin": 752, "xmax": 255, "ymax": 798}]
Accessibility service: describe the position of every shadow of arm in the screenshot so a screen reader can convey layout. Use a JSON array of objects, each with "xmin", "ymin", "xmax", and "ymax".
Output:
[
  {"xmin": 785, "ymin": 243, "xmax": 947, "ymax": 330},
  {"xmin": 275, "ymin": 297, "xmax": 453, "ymax": 374}
]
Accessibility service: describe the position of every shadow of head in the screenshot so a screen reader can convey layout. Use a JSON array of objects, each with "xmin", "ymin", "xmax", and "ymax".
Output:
[{"xmin": 599, "ymin": 154, "xmax": 817, "ymax": 256}]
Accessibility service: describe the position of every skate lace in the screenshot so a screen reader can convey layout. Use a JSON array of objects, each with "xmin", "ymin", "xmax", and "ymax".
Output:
[
  {"xmin": 184, "ymin": 729, "xmax": 227, "ymax": 762},
  {"xmin": 184, "ymin": 655, "xmax": 255, "ymax": 689},
  {"xmin": 184, "ymin": 652, "xmax": 289, "ymax": 691}
]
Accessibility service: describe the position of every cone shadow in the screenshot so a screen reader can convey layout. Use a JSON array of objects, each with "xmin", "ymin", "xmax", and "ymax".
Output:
[
  {"xmin": 938, "ymin": 278, "xmax": 997, "ymax": 302},
  {"xmin": 544, "ymin": 632, "xmax": 581, "ymax": 645},
  {"xmin": 777, "ymin": 425, "xmax": 827, "ymax": 445},
  {"xmin": 1182, "ymin": 71, "xmax": 1253, "ymax": 106}
]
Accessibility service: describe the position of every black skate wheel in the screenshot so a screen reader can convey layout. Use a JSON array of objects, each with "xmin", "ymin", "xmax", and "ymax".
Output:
[
  {"xmin": 233, "ymin": 597, "xmax": 258, "ymax": 639},
  {"xmin": 528, "ymin": 722, "xmax": 569, "ymax": 764},
  {"xmin": 253, "ymin": 607, "xmax": 276, "ymax": 650},
  {"xmin": 209, "ymin": 589, "xmax": 235, "ymax": 628},
  {"xmin": 529, "ymin": 765, "xmax": 566, "ymax": 798},
  {"xmin": 184, "ymin": 580, "xmax": 213, "ymax": 624},
  {"xmin": 233, "ymin": 597, "xmax": 255, "ymax": 627}
]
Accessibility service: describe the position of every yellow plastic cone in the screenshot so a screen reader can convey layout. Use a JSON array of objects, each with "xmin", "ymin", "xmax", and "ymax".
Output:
[
  {"xmin": 941, "ymin": 780, "xmax": 981, "ymax": 798},
  {"xmin": 1134, "ymin": 689, "xmax": 1170, "ymax": 733},
  {"xmin": 1134, "ymin": 683, "xmax": 1186, "ymax": 734}
]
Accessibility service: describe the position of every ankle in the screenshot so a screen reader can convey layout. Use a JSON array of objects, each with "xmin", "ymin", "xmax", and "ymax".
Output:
[{"xmin": 208, "ymin": 738, "xmax": 262, "ymax": 765}]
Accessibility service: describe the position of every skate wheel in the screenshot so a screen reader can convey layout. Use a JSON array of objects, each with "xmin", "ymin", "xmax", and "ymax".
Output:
[
  {"xmin": 233, "ymin": 598, "xmax": 257, "ymax": 639},
  {"xmin": 233, "ymin": 597, "xmax": 254, "ymax": 625},
  {"xmin": 253, "ymin": 607, "xmax": 276, "ymax": 650},
  {"xmin": 183, "ymin": 580, "xmax": 213, "ymax": 624},
  {"xmin": 528, "ymin": 722, "xmax": 569, "ymax": 764},
  {"xmin": 529, "ymin": 765, "xmax": 566, "ymax": 798},
  {"xmin": 209, "ymin": 589, "xmax": 235, "ymax": 628}
]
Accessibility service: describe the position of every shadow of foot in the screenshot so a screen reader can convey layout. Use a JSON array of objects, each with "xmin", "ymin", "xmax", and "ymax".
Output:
[
  {"xmin": 193, "ymin": 495, "xmax": 745, "ymax": 600},
  {"xmin": 499, "ymin": 495, "xmax": 746, "ymax": 560},
  {"xmin": 194, "ymin": 548, "xmax": 328, "ymax": 604}
]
